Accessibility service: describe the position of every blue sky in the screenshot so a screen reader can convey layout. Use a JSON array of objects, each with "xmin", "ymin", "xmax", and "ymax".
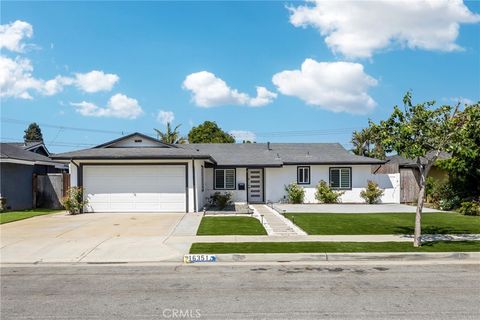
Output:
[{"xmin": 1, "ymin": 1, "xmax": 479, "ymax": 153}]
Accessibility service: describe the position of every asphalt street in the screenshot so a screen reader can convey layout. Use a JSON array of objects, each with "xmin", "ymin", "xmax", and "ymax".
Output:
[{"xmin": 1, "ymin": 262, "xmax": 479, "ymax": 320}]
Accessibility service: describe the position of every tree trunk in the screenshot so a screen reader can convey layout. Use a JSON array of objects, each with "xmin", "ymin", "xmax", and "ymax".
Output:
[{"xmin": 413, "ymin": 181, "xmax": 426, "ymax": 247}]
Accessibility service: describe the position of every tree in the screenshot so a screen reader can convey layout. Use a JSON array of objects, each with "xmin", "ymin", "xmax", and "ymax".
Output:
[
  {"xmin": 24, "ymin": 122, "xmax": 43, "ymax": 143},
  {"xmin": 154, "ymin": 123, "xmax": 186, "ymax": 144},
  {"xmin": 351, "ymin": 126, "xmax": 385, "ymax": 159},
  {"xmin": 188, "ymin": 121, "xmax": 235, "ymax": 143},
  {"xmin": 375, "ymin": 92, "xmax": 461, "ymax": 247},
  {"xmin": 437, "ymin": 103, "xmax": 480, "ymax": 198}
]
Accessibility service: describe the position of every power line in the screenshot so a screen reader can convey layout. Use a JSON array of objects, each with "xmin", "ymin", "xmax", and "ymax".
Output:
[{"xmin": 1, "ymin": 117, "xmax": 127, "ymax": 135}]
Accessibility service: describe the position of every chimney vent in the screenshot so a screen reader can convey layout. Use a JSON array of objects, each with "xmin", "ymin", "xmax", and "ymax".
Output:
[{"xmin": 267, "ymin": 142, "xmax": 271, "ymax": 150}]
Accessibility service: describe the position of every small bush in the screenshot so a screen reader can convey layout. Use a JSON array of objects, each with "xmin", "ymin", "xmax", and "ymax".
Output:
[
  {"xmin": 0, "ymin": 197, "xmax": 6, "ymax": 212},
  {"xmin": 61, "ymin": 187, "xmax": 88, "ymax": 214},
  {"xmin": 209, "ymin": 192, "xmax": 233, "ymax": 210},
  {"xmin": 285, "ymin": 183, "xmax": 305, "ymax": 204},
  {"xmin": 426, "ymin": 179, "xmax": 462, "ymax": 210},
  {"xmin": 458, "ymin": 201, "xmax": 480, "ymax": 216},
  {"xmin": 360, "ymin": 180, "xmax": 384, "ymax": 204},
  {"xmin": 315, "ymin": 180, "xmax": 344, "ymax": 204}
]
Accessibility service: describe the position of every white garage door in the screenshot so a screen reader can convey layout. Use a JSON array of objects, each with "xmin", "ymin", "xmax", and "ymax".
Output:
[{"xmin": 83, "ymin": 165, "xmax": 186, "ymax": 212}]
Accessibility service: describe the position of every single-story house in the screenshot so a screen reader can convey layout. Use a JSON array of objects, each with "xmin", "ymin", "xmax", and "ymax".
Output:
[
  {"xmin": 0, "ymin": 142, "xmax": 67, "ymax": 210},
  {"xmin": 52, "ymin": 132, "xmax": 400, "ymax": 213}
]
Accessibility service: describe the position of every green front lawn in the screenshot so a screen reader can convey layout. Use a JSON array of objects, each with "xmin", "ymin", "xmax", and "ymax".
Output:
[
  {"xmin": 285, "ymin": 212, "xmax": 480, "ymax": 235},
  {"xmin": 190, "ymin": 241, "xmax": 480, "ymax": 254},
  {"xmin": 0, "ymin": 209, "xmax": 62, "ymax": 224},
  {"xmin": 197, "ymin": 216, "xmax": 267, "ymax": 236}
]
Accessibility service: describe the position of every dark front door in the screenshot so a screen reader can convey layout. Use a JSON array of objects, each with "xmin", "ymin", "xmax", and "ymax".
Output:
[{"xmin": 247, "ymin": 168, "xmax": 264, "ymax": 203}]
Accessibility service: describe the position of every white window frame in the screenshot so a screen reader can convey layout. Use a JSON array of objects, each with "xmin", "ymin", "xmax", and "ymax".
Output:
[
  {"xmin": 214, "ymin": 168, "xmax": 236, "ymax": 190},
  {"xmin": 297, "ymin": 166, "xmax": 310, "ymax": 185}
]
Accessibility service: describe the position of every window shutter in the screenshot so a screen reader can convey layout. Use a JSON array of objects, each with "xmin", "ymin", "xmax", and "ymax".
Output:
[
  {"xmin": 225, "ymin": 169, "xmax": 235, "ymax": 189},
  {"xmin": 340, "ymin": 169, "xmax": 350, "ymax": 188}
]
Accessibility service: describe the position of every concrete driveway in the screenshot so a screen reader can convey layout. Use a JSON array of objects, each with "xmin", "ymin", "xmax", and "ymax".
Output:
[
  {"xmin": 0, "ymin": 212, "xmax": 198, "ymax": 263},
  {"xmin": 274, "ymin": 203, "xmax": 444, "ymax": 213}
]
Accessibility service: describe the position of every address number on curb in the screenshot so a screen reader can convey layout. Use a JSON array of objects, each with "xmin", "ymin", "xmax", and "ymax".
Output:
[{"xmin": 184, "ymin": 254, "xmax": 217, "ymax": 263}]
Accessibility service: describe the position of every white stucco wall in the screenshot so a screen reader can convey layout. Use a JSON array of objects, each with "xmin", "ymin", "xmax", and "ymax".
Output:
[
  {"xmin": 69, "ymin": 163, "xmax": 78, "ymax": 187},
  {"xmin": 204, "ymin": 167, "xmax": 247, "ymax": 204},
  {"xmin": 265, "ymin": 165, "xmax": 400, "ymax": 204}
]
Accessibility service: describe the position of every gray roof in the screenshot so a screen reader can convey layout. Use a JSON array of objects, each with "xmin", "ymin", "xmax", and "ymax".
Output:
[
  {"xmin": 51, "ymin": 147, "xmax": 214, "ymax": 161},
  {"xmin": 0, "ymin": 143, "xmax": 58, "ymax": 164},
  {"xmin": 183, "ymin": 143, "xmax": 384, "ymax": 166},
  {"xmin": 51, "ymin": 133, "xmax": 384, "ymax": 166},
  {"xmin": 387, "ymin": 151, "xmax": 451, "ymax": 167}
]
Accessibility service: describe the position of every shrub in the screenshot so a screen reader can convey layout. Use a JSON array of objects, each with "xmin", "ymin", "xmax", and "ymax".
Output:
[
  {"xmin": 285, "ymin": 183, "xmax": 305, "ymax": 204},
  {"xmin": 209, "ymin": 192, "xmax": 233, "ymax": 210},
  {"xmin": 458, "ymin": 201, "xmax": 480, "ymax": 216},
  {"xmin": 61, "ymin": 187, "xmax": 88, "ymax": 214},
  {"xmin": 0, "ymin": 197, "xmax": 6, "ymax": 212},
  {"xmin": 360, "ymin": 180, "xmax": 384, "ymax": 204},
  {"xmin": 315, "ymin": 180, "xmax": 344, "ymax": 204},
  {"xmin": 426, "ymin": 179, "xmax": 462, "ymax": 210}
]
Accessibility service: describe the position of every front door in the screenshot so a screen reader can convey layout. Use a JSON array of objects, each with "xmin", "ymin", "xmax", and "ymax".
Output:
[{"xmin": 247, "ymin": 168, "xmax": 264, "ymax": 203}]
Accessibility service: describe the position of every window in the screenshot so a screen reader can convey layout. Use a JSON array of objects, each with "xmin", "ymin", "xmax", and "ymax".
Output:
[
  {"xmin": 214, "ymin": 168, "xmax": 236, "ymax": 190},
  {"xmin": 201, "ymin": 165, "xmax": 204, "ymax": 192},
  {"xmin": 329, "ymin": 167, "xmax": 351, "ymax": 189},
  {"xmin": 297, "ymin": 166, "xmax": 310, "ymax": 184}
]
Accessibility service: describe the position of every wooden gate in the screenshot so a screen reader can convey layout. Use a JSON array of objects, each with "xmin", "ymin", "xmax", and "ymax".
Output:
[
  {"xmin": 33, "ymin": 173, "xmax": 70, "ymax": 209},
  {"xmin": 400, "ymin": 168, "xmax": 420, "ymax": 204}
]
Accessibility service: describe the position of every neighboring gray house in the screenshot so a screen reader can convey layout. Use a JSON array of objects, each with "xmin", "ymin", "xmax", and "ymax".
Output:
[
  {"xmin": 0, "ymin": 143, "xmax": 66, "ymax": 210},
  {"xmin": 52, "ymin": 132, "xmax": 400, "ymax": 213}
]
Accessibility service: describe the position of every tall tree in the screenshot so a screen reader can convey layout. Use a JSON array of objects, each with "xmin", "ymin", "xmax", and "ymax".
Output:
[
  {"xmin": 438, "ymin": 103, "xmax": 480, "ymax": 198},
  {"xmin": 375, "ymin": 92, "xmax": 461, "ymax": 247},
  {"xmin": 351, "ymin": 126, "xmax": 385, "ymax": 159},
  {"xmin": 23, "ymin": 122, "xmax": 43, "ymax": 143},
  {"xmin": 154, "ymin": 123, "xmax": 186, "ymax": 144},
  {"xmin": 188, "ymin": 121, "xmax": 235, "ymax": 143}
]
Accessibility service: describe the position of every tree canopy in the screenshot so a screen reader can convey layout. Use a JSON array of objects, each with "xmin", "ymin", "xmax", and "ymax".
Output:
[
  {"xmin": 351, "ymin": 126, "xmax": 385, "ymax": 159},
  {"xmin": 437, "ymin": 103, "xmax": 480, "ymax": 198},
  {"xmin": 154, "ymin": 123, "xmax": 186, "ymax": 144},
  {"xmin": 188, "ymin": 121, "xmax": 235, "ymax": 143},
  {"xmin": 372, "ymin": 92, "xmax": 462, "ymax": 247},
  {"xmin": 23, "ymin": 122, "xmax": 43, "ymax": 143}
]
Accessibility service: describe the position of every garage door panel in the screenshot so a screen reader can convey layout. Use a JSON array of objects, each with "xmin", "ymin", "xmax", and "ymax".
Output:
[{"xmin": 83, "ymin": 165, "xmax": 186, "ymax": 213}]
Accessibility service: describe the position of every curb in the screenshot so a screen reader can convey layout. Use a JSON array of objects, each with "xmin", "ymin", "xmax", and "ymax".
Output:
[{"xmin": 212, "ymin": 252, "xmax": 480, "ymax": 263}]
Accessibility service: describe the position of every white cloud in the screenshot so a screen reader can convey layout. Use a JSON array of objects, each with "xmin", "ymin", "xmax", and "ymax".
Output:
[
  {"xmin": 157, "ymin": 110, "xmax": 175, "ymax": 125},
  {"xmin": 183, "ymin": 71, "xmax": 276, "ymax": 107},
  {"xmin": 0, "ymin": 20, "xmax": 33, "ymax": 53},
  {"xmin": 71, "ymin": 94, "xmax": 143, "ymax": 119},
  {"xmin": 289, "ymin": 0, "xmax": 480, "ymax": 58},
  {"xmin": 0, "ymin": 56, "xmax": 42, "ymax": 99},
  {"xmin": 74, "ymin": 70, "xmax": 119, "ymax": 93},
  {"xmin": 272, "ymin": 58, "xmax": 378, "ymax": 114},
  {"xmin": 249, "ymin": 87, "xmax": 278, "ymax": 107},
  {"xmin": 229, "ymin": 130, "xmax": 256, "ymax": 142},
  {"xmin": 0, "ymin": 55, "xmax": 120, "ymax": 99}
]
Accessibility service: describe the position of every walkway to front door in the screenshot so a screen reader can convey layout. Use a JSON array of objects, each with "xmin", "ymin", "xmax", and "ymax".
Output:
[{"xmin": 247, "ymin": 168, "xmax": 264, "ymax": 203}]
